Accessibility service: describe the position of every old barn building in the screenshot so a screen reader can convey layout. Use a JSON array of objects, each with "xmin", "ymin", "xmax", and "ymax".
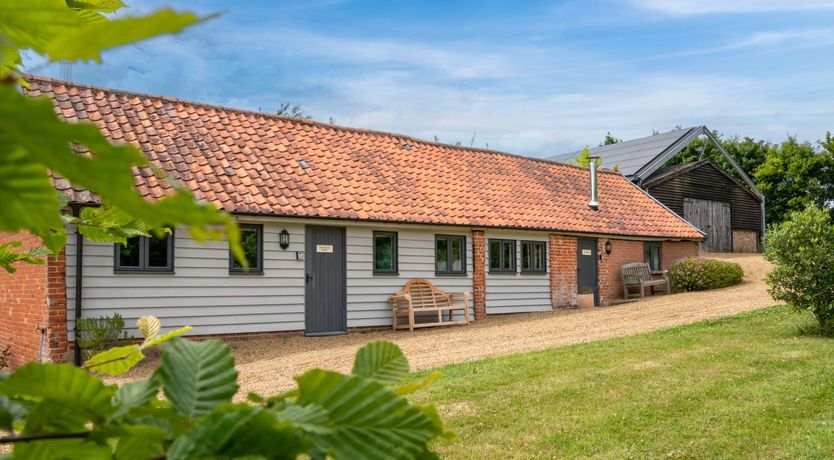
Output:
[{"xmin": 551, "ymin": 127, "xmax": 764, "ymax": 253}]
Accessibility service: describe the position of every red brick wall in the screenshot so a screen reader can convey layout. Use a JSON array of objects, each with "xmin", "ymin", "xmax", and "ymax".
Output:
[
  {"xmin": 550, "ymin": 234, "xmax": 578, "ymax": 307},
  {"xmin": 662, "ymin": 241, "xmax": 699, "ymax": 268},
  {"xmin": 732, "ymin": 229, "xmax": 759, "ymax": 253},
  {"xmin": 597, "ymin": 239, "xmax": 644, "ymax": 306},
  {"xmin": 471, "ymin": 230, "xmax": 486, "ymax": 320},
  {"xmin": 0, "ymin": 232, "xmax": 67, "ymax": 368}
]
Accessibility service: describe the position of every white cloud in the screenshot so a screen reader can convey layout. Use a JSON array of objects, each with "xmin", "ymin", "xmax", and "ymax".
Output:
[{"xmin": 629, "ymin": 0, "xmax": 834, "ymax": 16}]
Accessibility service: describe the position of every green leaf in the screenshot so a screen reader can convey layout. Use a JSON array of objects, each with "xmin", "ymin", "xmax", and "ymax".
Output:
[
  {"xmin": 83, "ymin": 344, "xmax": 143, "ymax": 376},
  {"xmin": 112, "ymin": 373, "xmax": 160, "ymax": 419},
  {"xmin": 0, "ymin": 83, "xmax": 241, "ymax": 262},
  {"xmin": 72, "ymin": 206, "xmax": 151, "ymax": 244},
  {"xmin": 142, "ymin": 325, "xmax": 190, "ymax": 349},
  {"xmin": 45, "ymin": 9, "xmax": 208, "ymax": 62},
  {"xmin": 0, "ymin": 241, "xmax": 48, "ymax": 274},
  {"xmin": 66, "ymin": 0, "xmax": 126, "ymax": 13},
  {"xmin": 159, "ymin": 338, "xmax": 238, "ymax": 420},
  {"xmin": 12, "ymin": 438, "xmax": 111, "ymax": 460},
  {"xmin": 273, "ymin": 403, "xmax": 333, "ymax": 435},
  {"xmin": 296, "ymin": 369, "xmax": 443, "ymax": 460},
  {"xmin": 167, "ymin": 404, "xmax": 307, "ymax": 460},
  {"xmin": 395, "ymin": 371, "xmax": 443, "ymax": 395},
  {"xmin": 0, "ymin": 142, "xmax": 63, "ymax": 243},
  {"xmin": 0, "ymin": 363, "xmax": 115, "ymax": 422},
  {"xmin": 114, "ymin": 424, "xmax": 166, "ymax": 460},
  {"xmin": 0, "ymin": 395, "xmax": 28, "ymax": 431},
  {"xmin": 351, "ymin": 340, "xmax": 409, "ymax": 386},
  {"xmin": 23, "ymin": 399, "xmax": 90, "ymax": 435}
]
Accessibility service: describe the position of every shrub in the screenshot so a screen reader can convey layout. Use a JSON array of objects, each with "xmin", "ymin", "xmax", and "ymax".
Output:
[
  {"xmin": 765, "ymin": 204, "xmax": 834, "ymax": 329},
  {"xmin": 76, "ymin": 313, "xmax": 130, "ymax": 360},
  {"xmin": 0, "ymin": 344, "xmax": 11, "ymax": 371},
  {"xmin": 668, "ymin": 257, "xmax": 744, "ymax": 291}
]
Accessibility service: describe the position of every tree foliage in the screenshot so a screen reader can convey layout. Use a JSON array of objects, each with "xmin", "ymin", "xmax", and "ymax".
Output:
[
  {"xmin": 0, "ymin": 0, "xmax": 243, "ymax": 273},
  {"xmin": 764, "ymin": 204, "xmax": 834, "ymax": 329},
  {"xmin": 0, "ymin": 318, "xmax": 449, "ymax": 459},
  {"xmin": 600, "ymin": 131, "xmax": 621, "ymax": 145}
]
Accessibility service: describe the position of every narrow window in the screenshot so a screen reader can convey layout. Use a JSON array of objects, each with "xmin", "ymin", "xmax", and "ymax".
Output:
[
  {"xmin": 644, "ymin": 242, "xmax": 662, "ymax": 272},
  {"xmin": 114, "ymin": 232, "xmax": 174, "ymax": 272},
  {"xmin": 373, "ymin": 231, "xmax": 398, "ymax": 274},
  {"xmin": 435, "ymin": 235, "xmax": 466, "ymax": 275},
  {"xmin": 230, "ymin": 224, "xmax": 263, "ymax": 274},
  {"xmin": 489, "ymin": 239, "xmax": 516, "ymax": 273},
  {"xmin": 521, "ymin": 241, "xmax": 547, "ymax": 273}
]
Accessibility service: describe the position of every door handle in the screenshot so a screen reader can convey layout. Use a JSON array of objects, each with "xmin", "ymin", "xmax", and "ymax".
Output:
[{"xmin": 305, "ymin": 274, "xmax": 313, "ymax": 283}]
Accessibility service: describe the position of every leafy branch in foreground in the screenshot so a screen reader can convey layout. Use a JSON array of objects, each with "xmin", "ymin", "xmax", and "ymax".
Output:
[
  {"xmin": 0, "ymin": 0, "xmax": 245, "ymax": 272},
  {"xmin": 0, "ymin": 317, "xmax": 449, "ymax": 459}
]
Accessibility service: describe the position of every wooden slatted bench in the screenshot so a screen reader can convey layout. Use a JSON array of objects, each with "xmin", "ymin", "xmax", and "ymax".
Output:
[
  {"xmin": 389, "ymin": 279, "xmax": 471, "ymax": 331},
  {"xmin": 621, "ymin": 262, "xmax": 671, "ymax": 299}
]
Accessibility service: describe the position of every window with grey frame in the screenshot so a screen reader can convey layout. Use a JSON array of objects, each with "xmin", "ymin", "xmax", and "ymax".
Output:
[
  {"xmin": 114, "ymin": 231, "xmax": 174, "ymax": 272},
  {"xmin": 644, "ymin": 242, "xmax": 662, "ymax": 272},
  {"xmin": 489, "ymin": 239, "xmax": 516, "ymax": 273},
  {"xmin": 230, "ymin": 224, "xmax": 263, "ymax": 274},
  {"xmin": 373, "ymin": 231, "xmax": 398, "ymax": 274},
  {"xmin": 435, "ymin": 235, "xmax": 466, "ymax": 275},
  {"xmin": 521, "ymin": 240, "xmax": 547, "ymax": 273}
]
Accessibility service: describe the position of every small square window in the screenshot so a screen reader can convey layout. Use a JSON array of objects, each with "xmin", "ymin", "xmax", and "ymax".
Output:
[
  {"xmin": 435, "ymin": 235, "xmax": 466, "ymax": 275},
  {"xmin": 114, "ymin": 232, "xmax": 174, "ymax": 272},
  {"xmin": 230, "ymin": 224, "xmax": 263, "ymax": 274},
  {"xmin": 373, "ymin": 231, "xmax": 398, "ymax": 274},
  {"xmin": 644, "ymin": 242, "xmax": 662, "ymax": 272},
  {"xmin": 489, "ymin": 239, "xmax": 516, "ymax": 273},
  {"xmin": 521, "ymin": 241, "xmax": 547, "ymax": 273}
]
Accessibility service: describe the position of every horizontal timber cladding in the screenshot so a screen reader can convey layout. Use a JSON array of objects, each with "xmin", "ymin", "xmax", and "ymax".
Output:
[
  {"xmin": 484, "ymin": 230, "xmax": 552, "ymax": 314},
  {"xmin": 645, "ymin": 161, "xmax": 761, "ymax": 231},
  {"xmin": 65, "ymin": 219, "xmax": 476, "ymax": 338}
]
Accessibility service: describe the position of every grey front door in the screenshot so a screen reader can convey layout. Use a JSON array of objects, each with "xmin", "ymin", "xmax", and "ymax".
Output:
[
  {"xmin": 577, "ymin": 238, "xmax": 599, "ymax": 306},
  {"xmin": 305, "ymin": 226, "xmax": 346, "ymax": 335},
  {"xmin": 684, "ymin": 198, "xmax": 732, "ymax": 252}
]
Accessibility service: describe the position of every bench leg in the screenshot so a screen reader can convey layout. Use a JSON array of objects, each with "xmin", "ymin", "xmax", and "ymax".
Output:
[
  {"xmin": 392, "ymin": 308, "xmax": 397, "ymax": 331},
  {"xmin": 409, "ymin": 309, "xmax": 415, "ymax": 332}
]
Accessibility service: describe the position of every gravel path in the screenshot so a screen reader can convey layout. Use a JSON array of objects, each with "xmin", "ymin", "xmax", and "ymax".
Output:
[{"xmin": 113, "ymin": 253, "xmax": 775, "ymax": 396}]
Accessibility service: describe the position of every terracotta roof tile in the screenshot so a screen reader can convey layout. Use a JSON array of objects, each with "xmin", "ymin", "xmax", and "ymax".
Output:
[{"xmin": 27, "ymin": 76, "xmax": 703, "ymax": 240}]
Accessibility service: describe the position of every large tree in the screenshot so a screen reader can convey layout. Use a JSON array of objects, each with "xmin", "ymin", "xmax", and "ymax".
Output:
[{"xmin": 755, "ymin": 136, "xmax": 834, "ymax": 225}]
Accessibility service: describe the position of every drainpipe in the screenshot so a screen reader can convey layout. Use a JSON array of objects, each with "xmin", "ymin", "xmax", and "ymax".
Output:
[{"xmin": 72, "ymin": 204, "xmax": 84, "ymax": 366}]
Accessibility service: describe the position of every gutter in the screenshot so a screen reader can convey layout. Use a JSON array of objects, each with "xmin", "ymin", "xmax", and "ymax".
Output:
[{"xmin": 72, "ymin": 204, "xmax": 83, "ymax": 366}]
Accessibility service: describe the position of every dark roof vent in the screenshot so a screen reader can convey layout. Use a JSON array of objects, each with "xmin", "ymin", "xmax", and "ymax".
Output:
[
  {"xmin": 224, "ymin": 167, "xmax": 235, "ymax": 176},
  {"xmin": 402, "ymin": 143, "xmax": 413, "ymax": 151},
  {"xmin": 298, "ymin": 159, "xmax": 310, "ymax": 169}
]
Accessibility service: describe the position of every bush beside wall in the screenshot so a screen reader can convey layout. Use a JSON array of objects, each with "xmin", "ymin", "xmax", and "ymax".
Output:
[{"xmin": 668, "ymin": 257, "xmax": 744, "ymax": 291}]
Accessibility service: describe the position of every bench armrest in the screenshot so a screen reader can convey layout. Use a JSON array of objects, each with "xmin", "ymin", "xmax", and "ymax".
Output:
[
  {"xmin": 446, "ymin": 292, "xmax": 471, "ymax": 305},
  {"xmin": 388, "ymin": 294, "xmax": 412, "ymax": 308}
]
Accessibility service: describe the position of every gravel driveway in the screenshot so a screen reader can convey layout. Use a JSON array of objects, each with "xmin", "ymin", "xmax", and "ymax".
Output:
[{"xmin": 113, "ymin": 253, "xmax": 775, "ymax": 396}]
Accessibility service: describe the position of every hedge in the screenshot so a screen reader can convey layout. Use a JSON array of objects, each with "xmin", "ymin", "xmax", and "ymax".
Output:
[{"xmin": 667, "ymin": 257, "xmax": 744, "ymax": 291}]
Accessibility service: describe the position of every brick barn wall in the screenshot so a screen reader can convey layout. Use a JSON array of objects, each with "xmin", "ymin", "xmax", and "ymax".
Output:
[
  {"xmin": 732, "ymin": 229, "xmax": 759, "ymax": 253},
  {"xmin": 662, "ymin": 241, "xmax": 699, "ymax": 268},
  {"xmin": 0, "ymin": 232, "xmax": 67, "ymax": 368},
  {"xmin": 549, "ymin": 234, "xmax": 578, "ymax": 307},
  {"xmin": 597, "ymin": 239, "xmax": 644, "ymax": 306}
]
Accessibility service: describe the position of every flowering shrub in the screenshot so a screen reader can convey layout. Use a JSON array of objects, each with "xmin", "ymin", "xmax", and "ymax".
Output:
[{"xmin": 668, "ymin": 257, "xmax": 744, "ymax": 291}]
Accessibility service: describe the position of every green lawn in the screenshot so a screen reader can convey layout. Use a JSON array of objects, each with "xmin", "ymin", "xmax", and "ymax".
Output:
[{"xmin": 411, "ymin": 306, "xmax": 834, "ymax": 459}]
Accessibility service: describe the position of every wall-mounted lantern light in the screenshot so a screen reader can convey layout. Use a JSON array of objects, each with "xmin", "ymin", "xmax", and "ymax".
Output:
[
  {"xmin": 279, "ymin": 229, "xmax": 290, "ymax": 250},
  {"xmin": 604, "ymin": 240, "xmax": 612, "ymax": 255}
]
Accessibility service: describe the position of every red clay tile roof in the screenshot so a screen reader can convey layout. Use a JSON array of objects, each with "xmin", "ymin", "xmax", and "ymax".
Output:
[{"xmin": 26, "ymin": 76, "xmax": 703, "ymax": 240}]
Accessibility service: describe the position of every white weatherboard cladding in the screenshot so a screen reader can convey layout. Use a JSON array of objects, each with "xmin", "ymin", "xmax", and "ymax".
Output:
[
  {"xmin": 65, "ymin": 221, "xmax": 307, "ymax": 339},
  {"xmin": 484, "ymin": 230, "xmax": 551, "ymax": 314},
  {"xmin": 346, "ymin": 225, "xmax": 474, "ymax": 325},
  {"xmin": 65, "ymin": 219, "xmax": 475, "ymax": 338}
]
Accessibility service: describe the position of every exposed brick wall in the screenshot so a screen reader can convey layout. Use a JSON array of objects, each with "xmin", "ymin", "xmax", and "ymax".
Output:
[
  {"xmin": 732, "ymin": 229, "xmax": 759, "ymax": 253},
  {"xmin": 662, "ymin": 241, "xmax": 700, "ymax": 268},
  {"xmin": 471, "ymin": 230, "xmax": 486, "ymax": 320},
  {"xmin": 597, "ymin": 239, "xmax": 644, "ymax": 306},
  {"xmin": 550, "ymin": 234, "xmax": 578, "ymax": 307},
  {"xmin": 0, "ymin": 232, "xmax": 68, "ymax": 368}
]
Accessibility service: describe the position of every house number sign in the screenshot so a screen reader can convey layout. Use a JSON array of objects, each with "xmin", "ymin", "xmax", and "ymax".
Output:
[
  {"xmin": 316, "ymin": 245, "xmax": 334, "ymax": 253},
  {"xmin": 581, "ymin": 249, "xmax": 592, "ymax": 256}
]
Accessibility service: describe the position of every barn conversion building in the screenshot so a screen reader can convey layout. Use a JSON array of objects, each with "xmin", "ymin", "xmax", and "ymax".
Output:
[
  {"xmin": 0, "ymin": 77, "xmax": 702, "ymax": 366},
  {"xmin": 550, "ymin": 127, "xmax": 765, "ymax": 253}
]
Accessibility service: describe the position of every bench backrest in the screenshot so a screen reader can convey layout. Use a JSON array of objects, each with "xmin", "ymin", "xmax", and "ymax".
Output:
[
  {"xmin": 396, "ymin": 279, "xmax": 451, "ymax": 309},
  {"xmin": 621, "ymin": 262, "xmax": 652, "ymax": 285}
]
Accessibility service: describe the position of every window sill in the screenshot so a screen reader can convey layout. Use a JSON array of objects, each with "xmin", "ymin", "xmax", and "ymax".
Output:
[
  {"xmin": 520, "ymin": 271, "xmax": 547, "ymax": 275},
  {"xmin": 488, "ymin": 271, "xmax": 518, "ymax": 275},
  {"xmin": 114, "ymin": 269, "xmax": 175, "ymax": 274},
  {"xmin": 229, "ymin": 270, "xmax": 265, "ymax": 276},
  {"xmin": 373, "ymin": 271, "xmax": 400, "ymax": 276},
  {"xmin": 435, "ymin": 272, "xmax": 468, "ymax": 277}
]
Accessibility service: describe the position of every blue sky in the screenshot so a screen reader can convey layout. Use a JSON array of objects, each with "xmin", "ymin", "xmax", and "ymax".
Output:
[{"xmin": 25, "ymin": 0, "xmax": 834, "ymax": 157}]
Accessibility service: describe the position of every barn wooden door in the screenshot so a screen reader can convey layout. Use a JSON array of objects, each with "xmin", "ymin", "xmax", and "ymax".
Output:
[{"xmin": 684, "ymin": 198, "xmax": 732, "ymax": 252}]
